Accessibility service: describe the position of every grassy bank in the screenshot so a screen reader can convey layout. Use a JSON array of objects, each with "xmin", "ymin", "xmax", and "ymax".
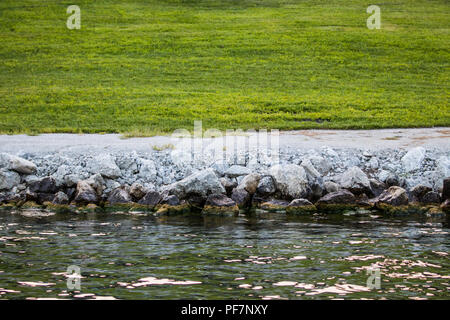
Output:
[{"xmin": 0, "ymin": 0, "xmax": 448, "ymax": 135}]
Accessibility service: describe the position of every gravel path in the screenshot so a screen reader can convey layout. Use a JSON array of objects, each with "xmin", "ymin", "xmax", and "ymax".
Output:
[{"xmin": 0, "ymin": 128, "xmax": 449, "ymax": 154}]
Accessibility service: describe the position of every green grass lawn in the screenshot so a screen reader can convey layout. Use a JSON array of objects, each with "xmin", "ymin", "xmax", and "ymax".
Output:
[{"xmin": 0, "ymin": 0, "xmax": 449, "ymax": 135}]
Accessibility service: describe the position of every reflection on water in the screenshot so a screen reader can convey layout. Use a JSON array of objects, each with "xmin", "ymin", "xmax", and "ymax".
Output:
[{"xmin": 0, "ymin": 209, "xmax": 449, "ymax": 300}]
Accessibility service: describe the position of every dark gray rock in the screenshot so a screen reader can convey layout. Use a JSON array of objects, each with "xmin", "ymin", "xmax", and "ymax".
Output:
[
  {"xmin": 29, "ymin": 176, "xmax": 57, "ymax": 194},
  {"xmin": 138, "ymin": 191, "xmax": 162, "ymax": 207},
  {"xmin": 421, "ymin": 191, "xmax": 440, "ymax": 204},
  {"xmin": 52, "ymin": 191, "xmax": 69, "ymax": 205},
  {"xmin": 205, "ymin": 194, "xmax": 236, "ymax": 207},
  {"xmin": 443, "ymin": 177, "xmax": 450, "ymax": 201},
  {"xmin": 316, "ymin": 190, "xmax": 356, "ymax": 205},
  {"xmin": 370, "ymin": 179, "xmax": 387, "ymax": 197},
  {"xmin": 256, "ymin": 176, "xmax": 276, "ymax": 197},
  {"xmin": 410, "ymin": 184, "xmax": 432, "ymax": 202},
  {"xmin": 107, "ymin": 187, "xmax": 132, "ymax": 205},
  {"xmin": 160, "ymin": 194, "xmax": 180, "ymax": 206},
  {"xmin": 231, "ymin": 188, "xmax": 251, "ymax": 208}
]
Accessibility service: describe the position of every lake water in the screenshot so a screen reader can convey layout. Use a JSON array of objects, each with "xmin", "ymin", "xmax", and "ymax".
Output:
[{"xmin": 0, "ymin": 208, "xmax": 448, "ymax": 300}]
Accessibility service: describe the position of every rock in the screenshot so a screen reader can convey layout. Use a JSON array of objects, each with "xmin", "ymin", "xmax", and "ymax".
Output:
[
  {"xmin": 28, "ymin": 176, "xmax": 57, "ymax": 194},
  {"xmin": 211, "ymin": 161, "xmax": 228, "ymax": 177},
  {"xmin": 385, "ymin": 174, "xmax": 400, "ymax": 187},
  {"xmin": 52, "ymin": 191, "xmax": 69, "ymax": 205},
  {"xmin": 138, "ymin": 191, "xmax": 162, "ymax": 207},
  {"xmin": 166, "ymin": 168, "xmax": 225, "ymax": 200},
  {"xmin": 436, "ymin": 157, "xmax": 450, "ymax": 182},
  {"xmin": 340, "ymin": 166, "xmax": 372, "ymax": 195},
  {"xmin": 0, "ymin": 153, "xmax": 37, "ymax": 174},
  {"xmin": 0, "ymin": 169, "xmax": 20, "ymax": 191},
  {"xmin": 410, "ymin": 184, "xmax": 432, "ymax": 202},
  {"xmin": 107, "ymin": 187, "xmax": 132, "ymax": 205},
  {"xmin": 256, "ymin": 176, "xmax": 276, "ymax": 197},
  {"xmin": 442, "ymin": 177, "xmax": 450, "ymax": 201},
  {"xmin": 401, "ymin": 147, "xmax": 426, "ymax": 173},
  {"xmin": 307, "ymin": 155, "xmax": 331, "ymax": 175},
  {"xmin": 376, "ymin": 186, "xmax": 409, "ymax": 206},
  {"xmin": 160, "ymin": 195, "xmax": 180, "ymax": 206},
  {"xmin": 260, "ymin": 200, "xmax": 289, "ymax": 212},
  {"xmin": 224, "ymin": 165, "xmax": 251, "ymax": 178},
  {"xmin": 202, "ymin": 194, "xmax": 239, "ymax": 215},
  {"xmin": 231, "ymin": 188, "xmax": 251, "ymax": 208},
  {"xmin": 316, "ymin": 190, "xmax": 356, "ymax": 206},
  {"xmin": 421, "ymin": 191, "xmax": 440, "ymax": 204},
  {"xmin": 37, "ymin": 193, "xmax": 54, "ymax": 204},
  {"xmin": 138, "ymin": 158, "xmax": 157, "ymax": 181},
  {"xmin": 236, "ymin": 173, "xmax": 261, "ymax": 195},
  {"xmin": 440, "ymin": 199, "xmax": 450, "ymax": 213},
  {"xmin": 286, "ymin": 199, "xmax": 316, "ymax": 214},
  {"xmin": 89, "ymin": 154, "xmax": 121, "ymax": 179},
  {"xmin": 220, "ymin": 177, "xmax": 237, "ymax": 194},
  {"xmin": 269, "ymin": 164, "xmax": 310, "ymax": 199},
  {"xmin": 85, "ymin": 174, "xmax": 105, "ymax": 196},
  {"xmin": 369, "ymin": 179, "xmax": 387, "ymax": 197},
  {"xmin": 129, "ymin": 182, "xmax": 147, "ymax": 200},
  {"xmin": 324, "ymin": 181, "xmax": 340, "ymax": 194},
  {"xmin": 367, "ymin": 157, "xmax": 379, "ymax": 170},
  {"xmin": 300, "ymin": 159, "xmax": 321, "ymax": 180},
  {"xmin": 74, "ymin": 180, "xmax": 98, "ymax": 204}
]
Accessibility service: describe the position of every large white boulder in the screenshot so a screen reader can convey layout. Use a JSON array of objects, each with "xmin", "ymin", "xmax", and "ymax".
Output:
[
  {"xmin": 340, "ymin": 166, "xmax": 371, "ymax": 195},
  {"xmin": 88, "ymin": 154, "xmax": 121, "ymax": 179},
  {"xmin": 0, "ymin": 153, "xmax": 37, "ymax": 175},
  {"xmin": 166, "ymin": 168, "xmax": 225, "ymax": 200},
  {"xmin": 401, "ymin": 147, "xmax": 426, "ymax": 173},
  {"xmin": 269, "ymin": 164, "xmax": 309, "ymax": 199}
]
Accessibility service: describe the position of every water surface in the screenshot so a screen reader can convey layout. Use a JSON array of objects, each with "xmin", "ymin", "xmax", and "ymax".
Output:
[{"xmin": 0, "ymin": 209, "xmax": 448, "ymax": 300}]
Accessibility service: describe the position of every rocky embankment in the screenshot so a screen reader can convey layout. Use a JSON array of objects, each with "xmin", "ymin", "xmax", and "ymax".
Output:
[{"xmin": 0, "ymin": 146, "xmax": 449, "ymax": 216}]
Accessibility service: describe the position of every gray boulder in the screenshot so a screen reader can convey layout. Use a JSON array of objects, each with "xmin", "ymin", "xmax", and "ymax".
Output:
[
  {"xmin": 236, "ymin": 173, "xmax": 261, "ymax": 195},
  {"xmin": 370, "ymin": 179, "xmax": 387, "ymax": 197},
  {"xmin": 29, "ymin": 176, "xmax": 57, "ymax": 194},
  {"xmin": 269, "ymin": 164, "xmax": 310, "ymax": 199},
  {"xmin": 160, "ymin": 194, "xmax": 180, "ymax": 206},
  {"xmin": 52, "ymin": 191, "xmax": 69, "ymax": 205},
  {"xmin": 324, "ymin": 181, "xmax": 340, "ymax": 194},
  {"xmin": 225, "ymin": 165, "xmax": 251, "ymax": 178},
  {"xmin": 316, "ymin": 190, "xmax": 356, "ymax": 206},
  {"xmin": 376, "ymin": 186, "xmax": 409, "ymax": 206},
  {"xmin": 421, "ymin": 191, "xmax": 440, "ymax": 204},
  {"xmin": 231, "ymin": 188, "xmax": 251, "ymax": 208},
  {"xmin": 340, "ymin": 166, "xmax": 372, "ymax": 195},
  {"xmin": 0, "ymin": 153, "xmax": 37, "ymax": 174},
  {"xmin": 0, "ymin": 169, "xmax": 20, "ymax": 191},
  {"xmin": 256, "ymin": 176, "xmax": 276, "ymax": 196},
  {"xmin": 138, "ymin": 158, "xmax": 157, "ymax": 181},
  {"xmin": 138, "ymin": 191, "xmax": 162, "ymax": 207},
  {"xmin": 108, "ymin": 187, "xmax": 132, "ymax": 205},
  {"xmin": 129, "ymin": 182, "xmax": 147, "ymax": 200},
  {"xmin": 220, "ymin": 177, "xmax": 237, "ymax": 194},
  {"xmin": 401, "ymin": 147, "xmax": 426, "ymax": 173},
  {"xmin": 89, "ymin": 154, "xmax": 121, "ymax": 179},
  {"xmin": 166, "ymin": 168, "xmax": 225, "ymax": 200},
  {"xmin": 74, "ymin": 180, "xmax": 98, "ymax": 204}
]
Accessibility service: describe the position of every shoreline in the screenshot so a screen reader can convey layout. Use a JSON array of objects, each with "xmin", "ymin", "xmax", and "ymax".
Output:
[{"xmin": 0, "ymin": 129, "xmax": 449, "ymax": 217}]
